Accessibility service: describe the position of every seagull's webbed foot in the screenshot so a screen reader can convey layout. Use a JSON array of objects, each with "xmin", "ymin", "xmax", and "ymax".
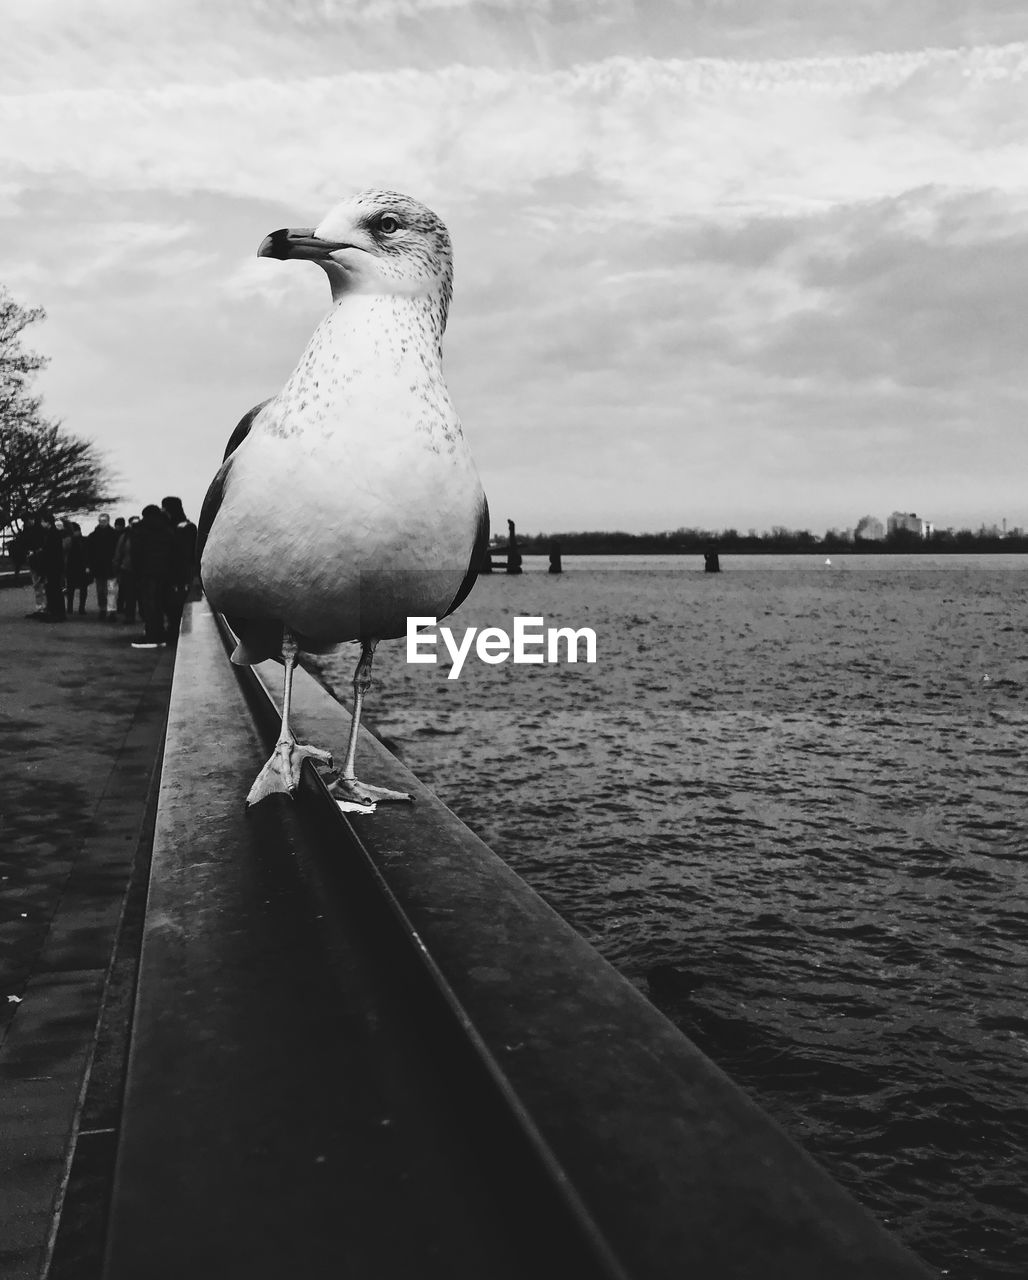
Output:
[
  {"xmin": 246, "ymin": 737, "xmax": 333, "ymax": 807},
  {"xmin": 327, "ymin": 776, "xmax": 413, "ymax": 815},
  {"xmin": 325, "ymin": 640, "xmax": 414, "ymax": 813}
]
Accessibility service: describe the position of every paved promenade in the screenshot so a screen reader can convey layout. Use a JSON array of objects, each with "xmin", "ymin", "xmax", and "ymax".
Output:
[{"xmin": 0, "ymin": 585, "xmax": 173, "ymax": 1280}]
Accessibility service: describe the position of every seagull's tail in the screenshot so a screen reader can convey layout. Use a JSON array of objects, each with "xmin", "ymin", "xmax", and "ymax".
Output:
[{"xmin": 225, "ymin": 615, "xmax": 285, "ymax": 666}]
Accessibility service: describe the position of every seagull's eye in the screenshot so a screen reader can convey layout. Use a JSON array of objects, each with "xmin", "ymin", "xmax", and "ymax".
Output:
[{"xmin": 378, "ymin": 214, "xmax": 401, "ymax": 235}]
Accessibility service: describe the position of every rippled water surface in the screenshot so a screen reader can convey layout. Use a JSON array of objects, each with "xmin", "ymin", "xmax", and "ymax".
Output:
[{"xmin": 318, "ymin": 556, "xmax": 1028, "ymax": 1278}]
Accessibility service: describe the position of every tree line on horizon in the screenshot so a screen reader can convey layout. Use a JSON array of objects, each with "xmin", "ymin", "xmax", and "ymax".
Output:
[{"xmin": 496, "ymin": 525, "xmax": 1028, "ymax": 555}]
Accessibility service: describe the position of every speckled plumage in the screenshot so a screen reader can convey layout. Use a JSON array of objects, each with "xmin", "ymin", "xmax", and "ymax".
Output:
[{"xmin": 199, "ymin": 190, "xmax": 488, "ymax": 662}]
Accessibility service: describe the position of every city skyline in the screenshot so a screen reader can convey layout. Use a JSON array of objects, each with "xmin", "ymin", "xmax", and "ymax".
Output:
[
  {"xmin": 503, "ymin": 513, "xmax": 1025, "ymax": 542},
  {"xmin": 2, "ymin": 2, "xmax": 1027, "ymax": 533}
]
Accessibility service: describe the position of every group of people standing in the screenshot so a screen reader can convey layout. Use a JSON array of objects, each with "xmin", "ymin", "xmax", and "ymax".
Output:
[{"xmin": 21, "ymin": 497, "xmax": 198, "ymax": 648}]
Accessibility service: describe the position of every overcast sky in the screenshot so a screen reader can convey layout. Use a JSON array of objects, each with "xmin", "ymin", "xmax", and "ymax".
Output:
[{"xmin": 2, "ymin": 1, "xmax": 1026, "ymax": 535}]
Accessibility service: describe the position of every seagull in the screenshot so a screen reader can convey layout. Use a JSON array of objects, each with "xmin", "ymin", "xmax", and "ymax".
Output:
[{"xmin": 198, "ymin": 189, "xmax": 488, "ymax": 812}]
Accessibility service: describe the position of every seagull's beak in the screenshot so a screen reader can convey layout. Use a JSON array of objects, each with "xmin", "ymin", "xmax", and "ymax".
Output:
[{"xmin": 257, "ymin": 228, "xmax": 355, "ymax": 261}]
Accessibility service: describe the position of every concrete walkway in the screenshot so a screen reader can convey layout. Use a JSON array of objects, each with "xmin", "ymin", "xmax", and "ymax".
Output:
[{"xmin": 0, "ymin": 586, "xmax": 173, "ymax": 1280}]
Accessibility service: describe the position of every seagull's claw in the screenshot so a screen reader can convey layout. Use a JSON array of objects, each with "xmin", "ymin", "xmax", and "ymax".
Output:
[
  {"xmin": 245, "ymin": 739, "xmax": 334, "ymax": 807},
  {"xmin": 327, "ymin": 777, "xmax": 414, "ymax": 815}
]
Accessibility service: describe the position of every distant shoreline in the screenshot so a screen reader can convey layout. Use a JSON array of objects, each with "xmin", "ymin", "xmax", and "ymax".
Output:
[{"xmin": 498, "ymin": 543, "xmax": 1028, "ymax": 557}]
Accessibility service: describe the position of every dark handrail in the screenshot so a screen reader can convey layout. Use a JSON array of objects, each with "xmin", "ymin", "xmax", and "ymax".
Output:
[{"xmin": 103, "ymin": 599, "xmax": 935, "ymax": 1280}]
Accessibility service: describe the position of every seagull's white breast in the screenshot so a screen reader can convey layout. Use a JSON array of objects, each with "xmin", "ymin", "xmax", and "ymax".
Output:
[{"xmin": 202, "ymin": 294, "xmax": 484, "ymax": 643}]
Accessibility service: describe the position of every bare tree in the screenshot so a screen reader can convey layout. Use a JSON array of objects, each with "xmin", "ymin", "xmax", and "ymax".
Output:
[
  {"xmin": 1, "ymin": 421, "xmax": 118, "ymax": 530},
  {"xmin": 0, "ymin": 285, "xmax": 117, "ymax": 537}
]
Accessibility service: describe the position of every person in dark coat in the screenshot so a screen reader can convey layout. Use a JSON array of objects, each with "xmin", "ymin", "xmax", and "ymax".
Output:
[
  {"xmin": 161, "ymin": 495, "xmax": 198, "ymax": 641},
  {"xmin": 132, "ymin": 504, "xmax": 176, "ymax": 647},
  {"xmin": 63, "ymin": 522, "xmax": 90, "ymax": 615},
  {"xmin": 21, "ymin": 514, "xmax": 48, "ymax": 616},
  {"xmin": 34, "ymin": 511, "xmax": 66, "ymax": 621},
  {"xmin": 112, "ymin": 517, "xmax": 137, "ymax": 622},
  {"xmin": 86, "ymin": 513, "xmax": 118, "ymax": 618}
]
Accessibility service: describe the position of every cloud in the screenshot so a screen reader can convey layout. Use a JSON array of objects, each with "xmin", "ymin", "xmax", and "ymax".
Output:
[
  {"xmin": 2, "ymin": 45, "xmax": 1027, "ymax": 230},
  {"xmin": 6, "ymin": 1, "xmax": 1028, "ymax": 86},
  {"xmin": 748, "ymin": 188, "xmax": 1028, "ymax": 393},
  {"xmin": 439, "ymin": 181, "xmax": 1028, "ymax": 530}
]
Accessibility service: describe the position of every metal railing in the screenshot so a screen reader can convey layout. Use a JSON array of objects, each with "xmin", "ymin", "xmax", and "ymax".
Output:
[{"xmin": 101, "ymin": 599, "xmax": 935, "ymax": 1280}]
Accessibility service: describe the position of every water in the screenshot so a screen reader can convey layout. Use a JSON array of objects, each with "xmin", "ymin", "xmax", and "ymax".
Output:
[{"xmin": 317, "ymin": 555, "xmax": 1028, "ymax": 1278}]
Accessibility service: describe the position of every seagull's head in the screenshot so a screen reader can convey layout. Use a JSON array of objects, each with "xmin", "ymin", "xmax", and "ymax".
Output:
[{"xmin": 258, "ymin": 189, "xmax": 453, "ymax": 313}]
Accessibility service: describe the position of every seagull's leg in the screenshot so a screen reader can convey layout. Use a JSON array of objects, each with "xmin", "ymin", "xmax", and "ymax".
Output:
[
  {"xmin": 328, "ymin": 640, "xmax": 413, "ymax": 812},
  {"xmin": 246, "ymin": 630, "xmax": 333, "ymax": 807}
]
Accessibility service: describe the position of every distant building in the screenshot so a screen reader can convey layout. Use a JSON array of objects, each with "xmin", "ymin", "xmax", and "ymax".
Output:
[
  {"xmin": 854, "ymin": 515, "xmax": 885, "ymax": 541},
  {"xmin": 887, "ymin": 511, "xmax": 932, "ymax": 539}
]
